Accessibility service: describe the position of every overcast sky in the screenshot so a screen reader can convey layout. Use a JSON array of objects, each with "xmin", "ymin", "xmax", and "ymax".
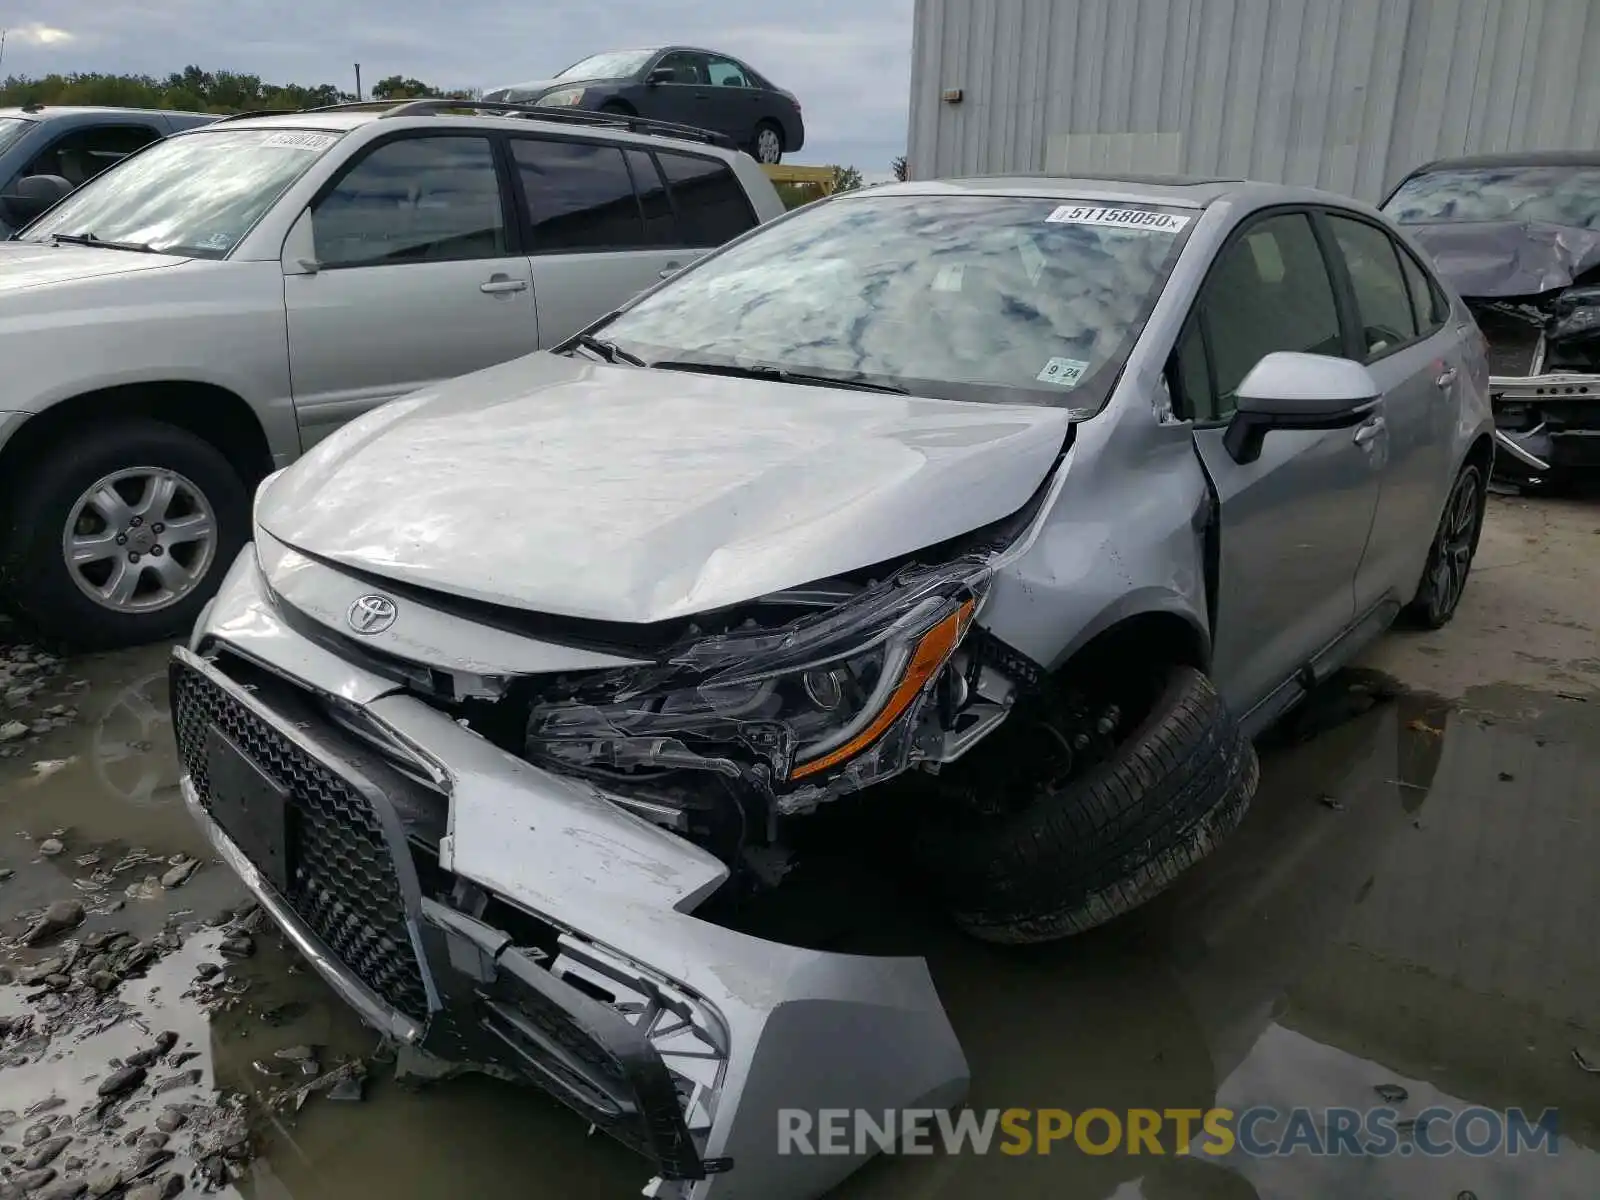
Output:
[{"xmin": 4, "ymin": 0, "xmax": 912, "ymax": 176}]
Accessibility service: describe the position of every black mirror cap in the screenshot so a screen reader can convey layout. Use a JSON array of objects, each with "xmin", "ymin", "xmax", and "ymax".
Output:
[{"xmin": 646, "ymin": 67, "xmax": 674, "ymax": 86}]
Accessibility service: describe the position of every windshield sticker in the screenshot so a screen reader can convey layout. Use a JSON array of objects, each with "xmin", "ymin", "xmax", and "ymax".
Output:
[
  {"xmin": 260, "ymin": 131, "xmax": 338, "ymax": 152},
  {"xmin": 199, "ymin": 232, "xmax": 232, "ymax": 250},
  {"xmin": 1037, "ymin": 357, "xmax": 1091, "ymax": 387},
  {"xmin": 932, "ymin": 263, "xmax": 965, "ymax": 292},
  {"xmin": 1046, "ymin": 205, "xmax": 1191, "ymax": 233}
]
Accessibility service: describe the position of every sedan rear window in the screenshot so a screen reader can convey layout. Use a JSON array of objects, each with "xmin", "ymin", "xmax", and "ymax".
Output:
[
  {"xmin": 1384, "ymin": 165, "xmax": 1600, "ymax": 230},
  {"xmin": 599, "ymin": 194, "xmax": 1194, "ymax": 414},
  {"xmin": 21, "ymin": 127, "xmax": 342, "ymax": 258}
]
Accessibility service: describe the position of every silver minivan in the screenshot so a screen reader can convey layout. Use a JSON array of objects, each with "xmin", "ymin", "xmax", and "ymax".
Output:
[{"xmin": 0, "ymin": 100, "xmax": 784, "ymax": 649}]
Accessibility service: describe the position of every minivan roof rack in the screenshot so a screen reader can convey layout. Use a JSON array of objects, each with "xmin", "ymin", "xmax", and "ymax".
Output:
[{"xmin": 375, "ymin": 98, "xmax": 739, "ymax": 149}]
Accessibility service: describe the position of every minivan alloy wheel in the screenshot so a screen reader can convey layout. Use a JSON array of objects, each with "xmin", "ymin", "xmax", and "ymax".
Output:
[{"xmin": 61, "ymin": 466, "xmax": 217, "ymax": 613}]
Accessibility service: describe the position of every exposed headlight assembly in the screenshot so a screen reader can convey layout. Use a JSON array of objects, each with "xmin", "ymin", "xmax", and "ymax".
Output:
[{"xmin": 524, "ymin": 557, "xmax": 988, "ymax": 800}]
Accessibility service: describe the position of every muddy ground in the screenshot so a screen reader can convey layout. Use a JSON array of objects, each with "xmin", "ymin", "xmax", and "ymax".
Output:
[{"xmin": 1, "ymin": 492, "xmax": 1596, "ymax": 1200}]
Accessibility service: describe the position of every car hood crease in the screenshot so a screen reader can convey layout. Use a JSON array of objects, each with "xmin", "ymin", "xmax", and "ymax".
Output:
[
  {"xmin": 1404, "ymin": 220, "xmax": 1600, "ymax": 298},
  {"xmin": 255, "ymin": 354, "xmax": 1073, "ymax": 624}
]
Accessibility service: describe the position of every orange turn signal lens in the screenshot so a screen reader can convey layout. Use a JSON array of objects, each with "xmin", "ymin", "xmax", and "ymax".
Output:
[{"xmin": 789, "ymin": 598, "xmax": 976, "ymax": 781}]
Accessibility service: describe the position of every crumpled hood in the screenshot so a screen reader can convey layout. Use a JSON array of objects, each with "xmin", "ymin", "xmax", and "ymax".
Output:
[
  {"xmin": 255, "ymin": 352, "xmax": 1072, "ymax": 624},
  {"xmin": 0, "ymin": 240, "xmax": 188, "ymax": 293},
  {"xmin": 1404, "ymin": 220, "xmax": 1600, "ymax": 298}
]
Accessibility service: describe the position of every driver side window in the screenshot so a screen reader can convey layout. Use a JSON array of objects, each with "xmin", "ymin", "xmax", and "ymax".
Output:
[{"xmin": 1173, "ymin": 212, "xmax": 1343, "ymax": 422}]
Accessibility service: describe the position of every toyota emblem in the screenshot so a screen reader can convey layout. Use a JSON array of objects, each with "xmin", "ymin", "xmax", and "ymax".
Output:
[{"xmin": 347, "ymin": 594, "xmax": 398, "ymax": 635}]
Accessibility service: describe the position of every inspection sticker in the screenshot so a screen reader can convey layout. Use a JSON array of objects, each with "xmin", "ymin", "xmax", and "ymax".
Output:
[
  {"xmin": 1036, "ymin": 357, "xmax": 1090, "ymax": 387},
  {"xmin": 260, "ymin": 131, "xmax": 339, "ymax": 151},
  {"xmin": 1045, "ymin": 205, "xmax": 1190, "ymax": 233}
]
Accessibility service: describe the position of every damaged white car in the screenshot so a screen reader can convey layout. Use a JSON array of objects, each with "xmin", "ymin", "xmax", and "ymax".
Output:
[{"xmin": 170, "ymin": 176, "xmax": 1495, "ymax": 1198}]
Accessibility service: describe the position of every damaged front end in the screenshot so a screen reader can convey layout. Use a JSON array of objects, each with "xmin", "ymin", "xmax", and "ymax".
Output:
[
  {"xmin": 170, "ymin": 522, "xmax": 1043, "ymax": 1196},
  {"xmin": 1468, "ymin": 285, "xmax": 1600, "ymax": 483},
  {"xmin": 1402, "ymin": 218, "xmax": 1600, "ymax": 484}
]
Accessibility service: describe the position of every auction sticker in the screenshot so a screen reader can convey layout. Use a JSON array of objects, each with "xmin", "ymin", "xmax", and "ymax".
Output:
[
  {"xmin": 260, "ymin": 131, "xmax": 339, "ymax": 152},
  {"xmin": 1046, "ymin": 205, "xmax": 1190, "ymax": 233},
  {"xmin": 1037, "ymin": 357, "xmax": 1090, "ymax": 387}
]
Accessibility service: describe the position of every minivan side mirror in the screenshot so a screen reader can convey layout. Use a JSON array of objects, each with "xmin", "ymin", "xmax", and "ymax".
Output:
[
  {"xmin": 0, "ymin": 173, "xmax": 73, "ymax": 227},
  {"xmin": 646, "ymin": 67, "xmax": 675, "ymax": 86},
  {"xmin": 1223, "ymin": 351, "xmax": 1381, "ymax": 465}
]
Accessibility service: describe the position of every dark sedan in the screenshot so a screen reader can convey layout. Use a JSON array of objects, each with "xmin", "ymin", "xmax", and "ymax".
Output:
[
  {"xmin": 484, "ymin": 45, "xmax": 804, "ymax": 164},
  {"xmin": 1382, "ymin": 152, "xmax": 1600, "ymax": 490}
]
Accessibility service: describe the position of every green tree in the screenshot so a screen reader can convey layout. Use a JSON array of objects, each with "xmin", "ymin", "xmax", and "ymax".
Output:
[
  {"xmin": 892, "ymin": 155, "xmax": 908, "ymax": 182},
  {"xmin": 371, "ymin": 75, "xmax": 440, "ymax": 101},
  {"xmin": 832, "ymin": 165, "xmax": 864, "ymax": 193}
]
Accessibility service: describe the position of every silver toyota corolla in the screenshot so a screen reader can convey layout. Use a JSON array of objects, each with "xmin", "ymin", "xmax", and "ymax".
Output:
[{"xmin": 170, "ymin": 176, "xmax": 1494, "ymax": 1199}]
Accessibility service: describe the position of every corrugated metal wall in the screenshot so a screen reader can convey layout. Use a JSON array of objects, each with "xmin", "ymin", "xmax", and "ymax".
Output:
[{"xmin": 907, "ymin": 0, "xmax": 1600, "ymax": 200}]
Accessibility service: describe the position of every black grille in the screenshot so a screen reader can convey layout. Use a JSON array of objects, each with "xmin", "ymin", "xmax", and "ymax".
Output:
[{"xmin": 172, "ymin": 660, "xmax": 431, "ymax": 1021}]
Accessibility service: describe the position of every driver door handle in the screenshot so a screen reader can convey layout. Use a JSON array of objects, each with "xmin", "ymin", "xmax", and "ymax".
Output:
[
  {"xmin": 1436, "ymin": 365, "xmax": 1458, "ymax": 388},
  {"xmin": 1353, "ymin": 416, "xmax": 1387, "ymax": 446},
  {"xmin": 480, "ymin": 275, "xmax": 528, "ymax": 295}
]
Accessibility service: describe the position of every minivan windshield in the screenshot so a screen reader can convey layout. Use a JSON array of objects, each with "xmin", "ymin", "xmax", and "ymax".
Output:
[
  {"xmin": 22, "ymin": 127, "xmax": 344, "ymax": 258},
  {"xmin": 556, "ymin": 49, "xmax": 657, "ymax": 80},
  {"xmin": 597, "ymin": 193, "xmax": 1195, "ymax": 414},
  {"xmin": 1384, "ymin": 165, "xmax": 1600, "ymax": 230}
]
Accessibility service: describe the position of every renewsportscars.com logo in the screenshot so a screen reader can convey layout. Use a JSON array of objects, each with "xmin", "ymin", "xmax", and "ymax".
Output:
[{"xmin": 777, "ymin": 1106, "xmax": 1562, "ymax": 1158}]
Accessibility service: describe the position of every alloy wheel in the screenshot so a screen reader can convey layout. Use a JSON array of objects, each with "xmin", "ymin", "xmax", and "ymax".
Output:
[
  {"xmin": 1428, "ymin": 467, "xmax": 1482, "ymax": 621},
  {"xmin": 60, "ymin": 466, "xmax": 218, "ymax": 614},
  {"xmin": 756, "ymin": 127, "xmax": 782, "ymax": 164}
]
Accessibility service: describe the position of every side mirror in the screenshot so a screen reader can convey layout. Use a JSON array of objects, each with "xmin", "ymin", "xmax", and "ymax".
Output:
[
  {"xmin": 1223, "ymin": 351, "xmax": 1381, "ymax": 465},
  {"xmin": 0, "ymin": 173, "xmax": 73, "ymax": 227},
  {"xmin": 646, "ymin": 67, "xmax": 675, "ymax": 87}
]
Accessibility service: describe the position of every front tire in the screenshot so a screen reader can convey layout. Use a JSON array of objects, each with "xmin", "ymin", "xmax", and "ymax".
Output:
[
  {"xmin": 0, "ymin": 418, "xmax": 250, "ymax": 651},
  {"xmin": 1404, "ymin": 461, "xmax": 1486, "ymax": 630},
  {"xmin": 914, "ymin": 665, "xmax": 1259, "ymax": 944}
]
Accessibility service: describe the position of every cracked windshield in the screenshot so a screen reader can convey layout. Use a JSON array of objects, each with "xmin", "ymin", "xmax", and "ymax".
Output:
[{"xmin": 2, "ymin": 4, "xmax": 1596, "ymax": 1200}]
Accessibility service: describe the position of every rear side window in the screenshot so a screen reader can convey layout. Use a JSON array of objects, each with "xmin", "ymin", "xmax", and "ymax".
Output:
[
  {"xmin": 625, "ymin": 149, "xmax": 675, "ymax": 245},
  {"xmin": 656, "ymin": 151, "xmax": 756, "ymax": 247},
  {"xmin": 512, "ymin": 138, "xmax": 645, "ymax": 251},
  {"xmin": 1397, "ymin": 244, "xmax": 1447, "ymax": 334},
  {"xmin": 1326, "ymin": 214, "xmax": 1418, "ymax": 359}
]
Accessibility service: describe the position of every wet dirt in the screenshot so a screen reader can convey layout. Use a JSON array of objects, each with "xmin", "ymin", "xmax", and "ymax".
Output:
[{"xmin": 1, "ymin": 493, "xmax": 1596, "ymax": 1200}]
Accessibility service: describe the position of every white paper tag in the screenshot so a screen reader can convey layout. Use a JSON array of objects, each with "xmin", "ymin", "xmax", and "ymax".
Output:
[
  {"xmin": 1037, "ymin": 357, "xmax": 1090, "ymax": 387},
  {"xmin": 260, "ymin": 131, "xmax": 339, "ymax": 151},
  {"xmin": 1046, "ymin": 205, "xmax": 1190, "ymax": 233},
  {"xmin": 932, "ymin": 263, "xmax": 965, "ymax": 292}
]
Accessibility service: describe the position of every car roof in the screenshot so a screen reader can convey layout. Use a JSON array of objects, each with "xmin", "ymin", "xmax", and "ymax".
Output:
[
  {"xmin": 1410, "ymin": 150, "xmax": 1600, "ymax": 172},
  {"xmin": 860, "ymin": 174, "xmax": 1357, "ymax": 210},
  {"xmin": 0, "ymin": 105, "xmax": 212, "ymax": 120}
]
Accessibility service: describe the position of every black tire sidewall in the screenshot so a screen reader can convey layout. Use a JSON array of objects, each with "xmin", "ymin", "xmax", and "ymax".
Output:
[{"xmin": 0, "ymin": 419, "xmax": 250, "ymax": 650}]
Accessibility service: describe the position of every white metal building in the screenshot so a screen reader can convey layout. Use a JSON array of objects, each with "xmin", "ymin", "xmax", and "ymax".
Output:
[{"xmin": 906, "ymin": 0, "xmax": 1600, "ymax": 200}]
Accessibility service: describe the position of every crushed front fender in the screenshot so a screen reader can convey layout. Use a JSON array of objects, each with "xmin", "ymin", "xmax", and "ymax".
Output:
[{"xmin": 170, "ymin": 553, "xmax": 969, "ymax": 1199}]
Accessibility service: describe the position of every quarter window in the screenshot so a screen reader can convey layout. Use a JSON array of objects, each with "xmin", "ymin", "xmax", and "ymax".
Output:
[
  {"xmin": 656, "ymin": 151, "xmax": 756, "ymax": 246},
  {"xmin": 512, "ymin": 138, "xmax": 645, "ymax": 251},
  {"xmin": 1198, "ymin": 212, "xmax": 1344, "ymax": 417},
  {"xmin": 312, "ymin": 136, "xmax": 505, "ymax": 268},
  {"xmin": 1326, "ymin": 214, "xmax": 1418, "ymax": 359}
]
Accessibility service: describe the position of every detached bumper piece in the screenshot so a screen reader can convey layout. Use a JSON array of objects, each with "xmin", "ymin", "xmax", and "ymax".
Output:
[{"xmin": 170, "ymin": 649, "xmax": 721, "ymax": 1186}]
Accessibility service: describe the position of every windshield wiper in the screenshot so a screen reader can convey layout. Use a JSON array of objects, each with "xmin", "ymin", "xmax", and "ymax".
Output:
[
  {"xmin": 572, "ymin": 333, "xmax": 646, "ymax": 367},
  {"xmin": 49, "ymin": 232, "xmax": 156, "ymax": 254},
  {"xmin": 649, "ymin": 360, "xmax": 909, "ymax": 394}
]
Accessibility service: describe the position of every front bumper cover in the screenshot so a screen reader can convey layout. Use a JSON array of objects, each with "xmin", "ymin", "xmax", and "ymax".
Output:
[{"xmin": 173, "ymin": 549, "xmax": 969, "ymax": 1199}]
